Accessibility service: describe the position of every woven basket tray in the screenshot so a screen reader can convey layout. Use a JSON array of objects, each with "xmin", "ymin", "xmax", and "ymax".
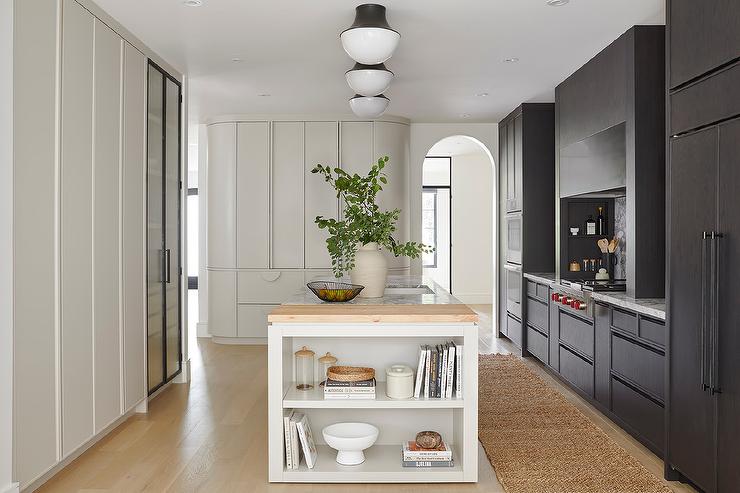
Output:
[{"xmin": 327, "ymin": 366, "xmax": 375, "ymax": 382}]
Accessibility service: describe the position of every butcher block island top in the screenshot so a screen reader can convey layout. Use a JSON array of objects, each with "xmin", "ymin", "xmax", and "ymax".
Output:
[{"xmin": 267, "ymin": 276, "xmax": 479, "ymax": 324}]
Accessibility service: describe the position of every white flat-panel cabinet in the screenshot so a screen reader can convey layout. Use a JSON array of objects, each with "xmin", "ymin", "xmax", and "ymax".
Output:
[
  {"xmin": 272, "ymin": 122, "xmax": 305, "ymax": 268},
  {"xmin": 122, "ymin": 43, "xmax": 147, "ymax": 412},
  {"xmin": 207, "ymin": 123, "xmax": 237, "ymax": 268},
  {"xmin": 206, "ymin": 117, "xmax": 409, "ymax": 344},
  {"xmin": 209, "ymin": 271, "xmax": 237, "ymax": 337},
  {"xmin": 237, "ymin": 122, "xmax": 270, "ymax": 268},
  {"xmin": 374, "ymin": 121, "xmax": 411, "ymax": 269},
  {"xmin": 340, "ymin": 121, "xmax": 374, "ymax": 176},
  {"xmin": 93, "ymin": 19, "xmax": 123, "ymax": 433},
  {"xmin": 304, "ymin": 122, "xmax": 338, "ymax": 269},
  {"xmin": 60, "ymin": 0, "xmax": 94, "ymax": 456}
]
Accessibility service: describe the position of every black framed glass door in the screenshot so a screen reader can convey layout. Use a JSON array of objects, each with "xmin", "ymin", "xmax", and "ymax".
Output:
[{"xmin": 147, "ymin": 61, "xmax": 182, "ymax": 394}]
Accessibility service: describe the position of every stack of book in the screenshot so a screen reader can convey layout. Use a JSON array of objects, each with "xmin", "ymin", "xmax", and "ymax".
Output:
[
  {"xmin": 323, "ymin": 378, "xmax": 376, "ymax": 399},
  {"xmin": 401, "ymin": 441, "xmax": 454, "ymax": 467},
  {"xmin": 413, "ymin": 342, "xmax": 463, "ymax": 399},
  {"xmin": 283, "ymin": 410, "xmax": 318, "ymax": 469}
]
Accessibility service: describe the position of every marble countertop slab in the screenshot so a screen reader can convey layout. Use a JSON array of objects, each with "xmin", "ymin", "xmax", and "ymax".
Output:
[
  {"xmin": 285, "ymin": 275, "xmax": 463, "ymax": 306},
  {"xmin": 521, "ymin": 272, "xmax": 665, "ymax": 320},
  {"xmin": 590, "ymin": 292, "xmax": 666, "ymax": 320}
]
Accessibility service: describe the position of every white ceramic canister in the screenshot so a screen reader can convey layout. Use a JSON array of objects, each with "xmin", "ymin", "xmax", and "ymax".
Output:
[{"xmin": 385, "ymin": 364, "xmax": 414, "ymax": 399}]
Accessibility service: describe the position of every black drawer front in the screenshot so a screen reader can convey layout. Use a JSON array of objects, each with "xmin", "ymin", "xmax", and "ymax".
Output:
[
  {"xmin": 536, "ymin": 283, "xmax": 549, "ymax": 300},
  {"xmin": 611, "ymin": 378, "xmax": 665, "ymax": 453},
  {"xmin": 506, "ymin": 315, "xmax": 522, "ymax": 348},
  {"xmin": 506, "ymin": 270, "xmax": 522, "ymax": 319},
  {"xmin": 639, "ymin": 317, "xmax": 665, "ymax": 347},
  {"xmin": 559, "ymin": 311, "xmax": 594, "ymax": 359},
  {"xmin": 526, "ymin": 297, "xmax": 548, "ymax": 331},
  {"xmin": 611, "ymin": 308, "xmax": 638, "ymax": 336},
  {"xmin": 671, "ymin": 62, "xmax": 740, "ymax": 135},
  {"xmin": 526, "ymin": 326, "xmax": 548, "ymax": 365},
  {"xmin": 611, "ymin": 334, "xmax": 665, "ymax": 400},
  {"xmin": 559, "ymin": 345, "xmax": 594, "ymax": 397}
]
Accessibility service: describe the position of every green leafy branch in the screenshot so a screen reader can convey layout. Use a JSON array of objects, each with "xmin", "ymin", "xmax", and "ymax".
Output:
[{"xmin": 312, "ymin": 156, "xmax": 433, "ymax": 278}]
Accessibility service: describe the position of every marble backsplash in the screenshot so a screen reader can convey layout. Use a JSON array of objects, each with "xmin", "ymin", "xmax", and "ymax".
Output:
[{"xmin": 614, "ymin": 196, "xmax": 627, "ymax": 279}]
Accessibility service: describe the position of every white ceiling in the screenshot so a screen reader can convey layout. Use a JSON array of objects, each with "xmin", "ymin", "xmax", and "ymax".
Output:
[{"xmin": 93, "ymin": 0, "xmax": 664, "ymax": 125}]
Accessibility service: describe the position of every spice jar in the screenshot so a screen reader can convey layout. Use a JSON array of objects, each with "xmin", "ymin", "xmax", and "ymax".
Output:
[
  {"xmin": 318, "ymin": 352, "xmax": 338, "ymax": 386},
  {"xmin": 295, "ymin": 346, "xmax": 315, "ymax": 391}
]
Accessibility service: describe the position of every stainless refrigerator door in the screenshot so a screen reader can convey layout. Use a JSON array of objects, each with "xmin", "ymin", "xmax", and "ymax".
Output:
[
  {"xmin": 147, "ymin": 66, "xmax": 165, "ymax": 392},
  {"xmin": 164, "ymin": 77, "xmax": 181, "ymax": 380}
]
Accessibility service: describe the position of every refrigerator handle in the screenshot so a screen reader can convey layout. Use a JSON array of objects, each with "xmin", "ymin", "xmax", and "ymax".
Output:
[
  {"xmin": 165, "ymin": 249, "xmax": 171, "ymax": 284},
  {"xmin": 710, "ymin": 232, "xmax": 722, "ymax": 395},
  {"xmin": 700, "ymin": 232, "xmax": 710, "ymax": 392}
]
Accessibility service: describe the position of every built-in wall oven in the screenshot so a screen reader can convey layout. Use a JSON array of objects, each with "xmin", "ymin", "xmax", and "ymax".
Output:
[{"xmin": 506, "ymin": 212, "xmax": 522, "ymax": 264}]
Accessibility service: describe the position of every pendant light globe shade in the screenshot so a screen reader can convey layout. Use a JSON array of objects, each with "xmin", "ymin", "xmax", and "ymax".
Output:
[
  {"xmin": 349, "ymin": 94, "xmax": 390, "ymax": 118},
  {"xmin": 345, "ymin": 63, "xmax": 394, "ymax": 96},
  {"xmin": 340, "ymin": 4, "xmax": 400, "ymax": 65}
]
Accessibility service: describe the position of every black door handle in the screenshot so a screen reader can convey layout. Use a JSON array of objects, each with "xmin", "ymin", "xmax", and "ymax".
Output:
[
  {"xmin": 710, "ymin": 232, "xmax": 722, "ymax": 395},
  {"xmin": 701, "ymin": 232, "xmax": 711, "ymax": 392},
  {"xmin": 165, "ymin": 249, "xmax": 171, "ymax": 284}
]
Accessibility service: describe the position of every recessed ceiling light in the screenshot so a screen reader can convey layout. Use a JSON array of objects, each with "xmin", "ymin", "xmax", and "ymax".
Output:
[
  {"xmin": 503, "ymin": 57, "xmax": 519, "ymax": 63},
  {"xmin": 257, "ymin": 93, "xmax": 271, "ymax": 97},
  {"xmin": 476, "ymin": 92, "xmax": 489, "ymax": 97},
  {"xmin": 460, "ymin": 113, "xmax": 471, "ymax": 119},
  {"xmin": 183, "ymin": 0, "xmax": 202, "ymax": 6},
  {"xmin": 231, "ymin": 57, "xmax": 243, "ymax": 63},
  {"xmin": 546, "ymin": 0, "xmax": 569, "ymax": 6}
]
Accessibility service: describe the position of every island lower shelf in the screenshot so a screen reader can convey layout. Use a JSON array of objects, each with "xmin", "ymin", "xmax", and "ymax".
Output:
[{"xmin": 268, "ymin": 319, "xmax": 479, "ymax": 483}]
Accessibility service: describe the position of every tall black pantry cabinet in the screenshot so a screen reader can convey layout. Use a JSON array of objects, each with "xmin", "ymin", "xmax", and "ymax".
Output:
[{"xmin": 666, "ymin": 1, "xmax": 740, "ymax": 491}]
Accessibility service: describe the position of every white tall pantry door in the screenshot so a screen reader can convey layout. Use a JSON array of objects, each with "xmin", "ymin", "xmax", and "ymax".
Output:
[
  {"xmin": 206, "ymin": 123, "xmax": 237, "ymax": 269},
  {"xmin": 304, "ymin": 122, "xmax": 338, "ymax": 269},
  {"xmin": 272, "ymin": 122, "xmax": 305, "ymax": 268},
  {"xmin": 92, "ymin": 19, "xmax": 123, "ymax": 433},
  {"xmin": 236, "ymin": 122, "xmax": 270, "ymax": 269},
  {"xmin": 340, "ymin": 121, "xmax": 374, "ymax": 176},
  {"xmin": 60, "ymin": 0, "xmax": 94, "ymax": 456}
]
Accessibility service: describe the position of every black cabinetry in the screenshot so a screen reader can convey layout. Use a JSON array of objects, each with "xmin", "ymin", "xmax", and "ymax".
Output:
[
  {"xmin": 498, "ymin": 104, "xmax": 555, "ymax": 350},
  {"xmin": 667, "ymin": 1, "xmax": 740, "ymax": 490},
  {"xmin": 555, "ymin": 25, "xmax": 665, "ymax": 298}
]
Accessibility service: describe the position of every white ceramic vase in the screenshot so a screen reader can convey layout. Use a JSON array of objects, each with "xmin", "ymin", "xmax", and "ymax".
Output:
[{"xmin": 350, "ymin": 242, "xmax": 388, "ymax": 298}]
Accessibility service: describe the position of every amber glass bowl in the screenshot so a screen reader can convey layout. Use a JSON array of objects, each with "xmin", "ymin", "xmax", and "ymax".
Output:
[{"xmin": 307, "ymin": 281, "xmax": 364, "ymax": 302}]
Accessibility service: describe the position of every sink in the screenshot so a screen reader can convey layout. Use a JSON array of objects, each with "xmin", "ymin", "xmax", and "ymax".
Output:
[{"xmin": 384, "ymin": 285, "xmax": 434, "ymax": 295}]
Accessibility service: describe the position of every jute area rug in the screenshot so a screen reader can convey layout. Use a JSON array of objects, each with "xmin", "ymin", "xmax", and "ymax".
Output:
[{"xmin": 478, "ymin": 354, "xmax": 671, "ymax": 493}]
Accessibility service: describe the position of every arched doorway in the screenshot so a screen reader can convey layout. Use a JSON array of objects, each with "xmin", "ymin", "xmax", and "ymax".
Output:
[{"xmin": 421, "ymin": 135, "xmax": 497, "ymax": 332}]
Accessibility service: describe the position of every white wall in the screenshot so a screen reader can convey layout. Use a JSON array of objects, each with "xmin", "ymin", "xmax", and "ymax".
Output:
[
  {"xmin": 410, "ymin": 123, "xmax": 498, "ymax": 311},
  {"xmin": 451, "ymin": 152, "xmax": 494, "ymax": 304},
  {"xmin": 1, "ymin": 0, "xmax": 17, "ymax": 490},
  {"xmin": 197, "ymin": 123, "xmax": 209, "ymax": 337}
]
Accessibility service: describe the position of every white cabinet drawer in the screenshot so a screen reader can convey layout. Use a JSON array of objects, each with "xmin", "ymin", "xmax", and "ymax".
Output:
[
  {"xmin": 237, "ymin": 304, "xmax": 273, "ymax": 338},
  {"xmin": 237, "ymin": 271, "xmax": 304, "ymax": 303}
]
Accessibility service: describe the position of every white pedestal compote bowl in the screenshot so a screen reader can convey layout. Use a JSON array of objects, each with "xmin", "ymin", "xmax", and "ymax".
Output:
[{"xmin": 322, "ymin": 422, "xmax": 379, "ymax": 465}]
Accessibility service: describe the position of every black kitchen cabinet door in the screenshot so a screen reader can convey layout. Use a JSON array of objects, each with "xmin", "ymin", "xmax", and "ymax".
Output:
[
  {"xmin": 668, "ymin": 126, "xmax": 718, "ymax": 492},
  {"xmin": 669, "ymin": 0, "xmax": 740, "ymax": 89},
  {"xmin": 717, "ymin": 118, "xmax": 740, "ymax": 492},
  {"xmin": 513, "ymin": 113, "xmax": 523, "ymax": 212},
  {"xmin": 506, "ymin": 120, "xmax": 516, "ymax": 211},
  {"xmin": 594, "ymin": 303, "xmax": 611, "ymax": 408}
]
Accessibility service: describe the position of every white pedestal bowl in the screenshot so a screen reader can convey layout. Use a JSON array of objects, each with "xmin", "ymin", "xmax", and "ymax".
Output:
[{"xmin": 322, "ymin": 422, "xmax": 379, "ymax": 465}]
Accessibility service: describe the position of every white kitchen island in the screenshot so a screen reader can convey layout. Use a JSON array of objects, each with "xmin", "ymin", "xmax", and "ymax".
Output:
[{"xmin": 267, "ymin": 277, "xmax": 479, "ymax": 483}]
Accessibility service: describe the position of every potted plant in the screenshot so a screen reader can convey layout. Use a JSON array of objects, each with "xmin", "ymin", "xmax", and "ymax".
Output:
[{"xmin": 312, "ymin": 156, "xmax": 431, "ymax": 298}]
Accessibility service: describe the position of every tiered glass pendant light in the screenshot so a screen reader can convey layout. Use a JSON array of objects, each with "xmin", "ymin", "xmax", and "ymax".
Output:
[{"xmin": 341, "ymin": 4, "xmax": 399, "ymax": 118}]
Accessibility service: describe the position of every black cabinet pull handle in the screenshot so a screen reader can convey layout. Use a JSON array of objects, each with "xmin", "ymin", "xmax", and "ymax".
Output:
[
  {"xmin": 165, "ymin": 249, "xmax": 171, "ymax": 284},
  {"xmin": 701, "ymin": 232, "xmax": 711, "ymax": 392},
  {"xmin": 710, "ymin": 232, "xmax": 722, "ymax": 394}
]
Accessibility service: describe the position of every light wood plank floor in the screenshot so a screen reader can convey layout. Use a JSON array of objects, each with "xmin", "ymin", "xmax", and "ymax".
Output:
[{"xmin": 39, "ymin": 305, "xmax": 695, "ymax": 492}]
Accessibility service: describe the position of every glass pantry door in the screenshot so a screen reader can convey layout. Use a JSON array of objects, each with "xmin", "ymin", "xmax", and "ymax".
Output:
[{"xmin": 147, "ymin": 62, "xmax": 182, "ymax": 394}]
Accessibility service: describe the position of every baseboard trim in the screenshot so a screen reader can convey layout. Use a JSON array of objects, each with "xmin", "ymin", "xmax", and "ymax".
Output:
[
  {"xmin": 196, "ymin": 321, "xmax": 210, "ymax": 338},
  {"xmin": 21, "ymin": 409, "xmax": 137, "ymax": 492},
  {"xmin": 2, "ymin": 482, "xmax": 19, "ymax": 493},
  {"xmin": 212, "ymin": 336, "xmax": 267, "ymax": 346}
]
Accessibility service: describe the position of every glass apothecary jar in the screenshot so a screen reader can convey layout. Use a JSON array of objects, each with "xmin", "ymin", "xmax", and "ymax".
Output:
[
  {"xmin": 318, "ymin": 352, "xmax": 338, "ymax": 386},
  {"xmin": 295, "ymin": 346, "xmax": 315, "ymax": 391}
]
